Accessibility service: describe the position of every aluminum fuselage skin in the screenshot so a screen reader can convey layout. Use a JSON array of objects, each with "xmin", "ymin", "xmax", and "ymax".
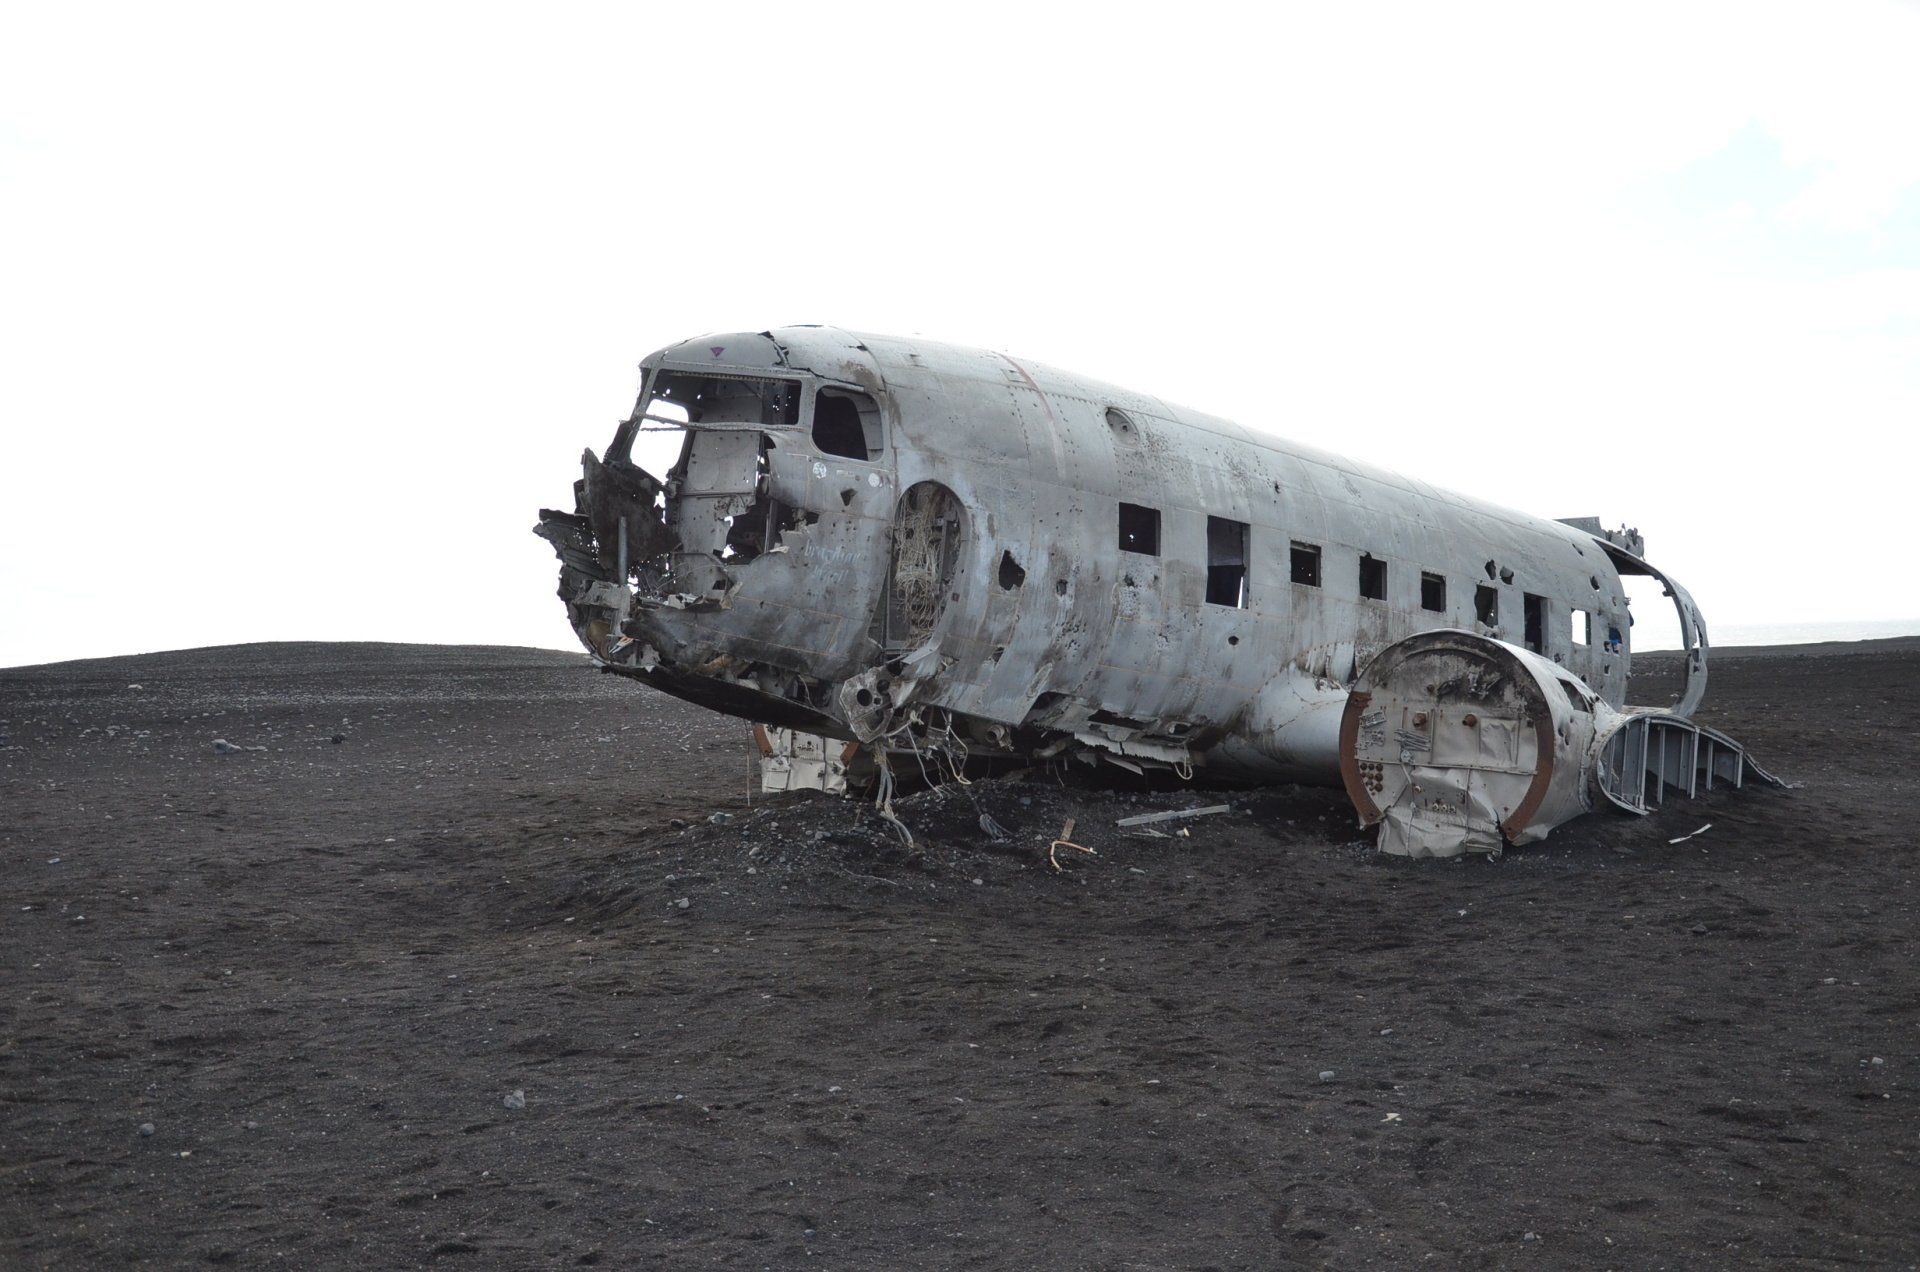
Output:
[{"xmin": 549, "ymin": 326, "xmax": 1671, "ymax": 784}]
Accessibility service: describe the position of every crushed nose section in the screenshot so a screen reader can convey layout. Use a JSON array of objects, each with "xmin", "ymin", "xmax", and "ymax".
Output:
[
  {"xmin": 1341, "ymin": 630, "xmax": 1780, "ymax": 858},
  {"xmin": 534, "ymin": 447, "xmax": 678, "ymax": 659}
]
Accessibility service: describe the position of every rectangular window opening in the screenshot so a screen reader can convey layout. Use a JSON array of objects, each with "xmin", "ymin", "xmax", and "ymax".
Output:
[
  {"xmin": 1358, "ymin": 553, "xmax": 1387, "ymax": 601},
  {"xmin": 1118, "ymin": 502, "xmax": 1160, "ymax": 556},
  {"xmin": 1523, "ymin": 592, "xmax": 1546, "ymax": 653},
  {"xmin": 1420, "ymin": 571, "xmax": 1446, "ymax": 613},
  {"xmin": 1574, "ymin": 611, "xmax": 1591, "ymax": 647},
  {"xmin": 812, "ymin": 387, "xmax": 884, "ymax": 461},
  {"xmin": 1290, "ymin": 541, "xmax": 1321, "ymax": 587},
  {"xmin": 1474, "ymin": 584, "xmax": 1499, "ymax": 627},
  {"xmin": 1205, "ymin": 516, "xmax": 1249, "ymax": 607}
]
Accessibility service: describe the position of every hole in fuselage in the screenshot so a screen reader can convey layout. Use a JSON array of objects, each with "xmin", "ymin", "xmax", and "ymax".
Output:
[{"xmin": 998, "ymin": 551, "xmax": 1026, "ymax": 590}]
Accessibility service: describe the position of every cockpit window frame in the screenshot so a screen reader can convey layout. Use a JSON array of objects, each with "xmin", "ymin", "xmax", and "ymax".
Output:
[
  {"xmin": 811, "ymin": 383, "xmax": 886, "ymax": 463},
  {"xmin": 614, "ymin": 364, "xmax": 811, "ymax": 471}
]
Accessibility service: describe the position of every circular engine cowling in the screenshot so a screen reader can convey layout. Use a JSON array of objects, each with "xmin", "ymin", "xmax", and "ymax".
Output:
[{"xmin": 1339, "ymin": 630, "xmax": 1605, "ymax": 858}]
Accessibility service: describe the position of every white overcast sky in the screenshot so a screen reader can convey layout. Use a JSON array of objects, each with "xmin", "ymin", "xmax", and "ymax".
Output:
[{"xmin": 3, "ymin": 1, "xmax": 1918, "ymax": 668}]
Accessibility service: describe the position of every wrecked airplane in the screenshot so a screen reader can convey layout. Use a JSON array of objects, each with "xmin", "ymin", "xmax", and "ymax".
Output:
[{"xmin": 536, "ymin": 327, "xmax": 1776, "ymax": 857}]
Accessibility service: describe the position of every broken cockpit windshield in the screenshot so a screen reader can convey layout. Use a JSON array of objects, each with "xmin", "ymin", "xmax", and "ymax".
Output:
[{"xmin": 622, "ymin": 371, "xmax": 802, "ymax": 483}]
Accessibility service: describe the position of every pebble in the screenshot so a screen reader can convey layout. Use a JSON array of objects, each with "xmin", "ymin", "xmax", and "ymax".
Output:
[
  {"xmin": 330, "ymin": 734, "xmax": 345, "ymax": 745},
  {"xmin": 668, "ymin": 818, "xmax": 688, "ymax": 831},
  {"xmin": 1319, "ymin": 1070, "xmax": 1336, "ymax": 1082},
  {"xmin": 1523, "ymin": 1231, "xmax": 1540, "ymax": 1243},
  {"xmin": 503, "ymin": 1090, "xmax": 526, "ymax": 1110},
  {"xmin": 138, "ymin": 1122, "xmax": 155, "ymax": 1137},
  {"xmin": 708, "ymin": 812, "xmax": 733, "ymax": 826},
  {"xmin": 672, "ymin": 897, "xmax": 691, "ymax": 910}
]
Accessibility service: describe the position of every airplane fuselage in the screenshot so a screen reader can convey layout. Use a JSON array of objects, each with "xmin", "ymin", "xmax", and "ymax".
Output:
[{"xmin": 537, "ymin": 326, "xmax": 1705, "ymax": 788}]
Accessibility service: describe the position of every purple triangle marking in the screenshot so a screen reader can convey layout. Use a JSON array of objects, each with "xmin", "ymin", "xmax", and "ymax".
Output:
[{"xmin": 710, "ymin": 346, "xmax": 725, "ymax": 358}]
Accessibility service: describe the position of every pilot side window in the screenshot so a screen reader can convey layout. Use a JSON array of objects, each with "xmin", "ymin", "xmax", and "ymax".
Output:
[
  {"xmin": 1358, "ymin": 554, "xmax": 1386, "ymax": 601},
  {"xmin": 1290, "ymin": 541, "xmax": 1321, "ymax": 587},
  {"xmin": 811, "ymin": 388, "xmax": 883, "ymax": 461},
  {"xmin": 1118, "ymin": 502, "xmax": 1160, "ymax": 555},
  {"xmin": 1206, "ymin": 517, "xmax": 1249, "ymax": 607},
  {"xmin": 1421, "ymin": 571, "xmax": 1447, "ymax": 612}
]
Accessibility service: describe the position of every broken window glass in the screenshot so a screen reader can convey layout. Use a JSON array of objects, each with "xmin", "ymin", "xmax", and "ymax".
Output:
[
  {"xmin": 1359, "ymin": 554, "xmax": 1386, "ymax": 601},
  {"xmin": 1421, "ymin": 571, "xmax": 1446, "ymax": 612},
  {"xmin": 1206, "ymin": 517, "xmax": 1249, "ymax": 607},
  {"xmin": 1118, "ymin": 503, "xmax": 1160, "ymax": 555},
  {"xmin": 813, "ymin": 387, "xmax": 883, "ymax": 461},
  {"xmin": 1290, "ymin": 542, "xmax": 1321, "ymax": 587}
]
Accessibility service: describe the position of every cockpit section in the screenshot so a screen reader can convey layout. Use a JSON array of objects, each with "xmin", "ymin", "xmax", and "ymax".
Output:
[{"xmin": 535, "ymin": 339, "xmax": 903, "ymax": 732}]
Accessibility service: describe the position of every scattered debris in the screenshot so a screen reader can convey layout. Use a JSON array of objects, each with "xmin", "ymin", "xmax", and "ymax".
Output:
[
  {"xmin": 211, "ymin": 738, "xmax": 266, "ymax": 754},
  {"xmin": 1047, "ymin": 818, "xmax": 1096, "ymax": 873},
  {"xmin": 1669, "ymin": 822, "xmax": 1713, "ymax": 844},
  {"xmin": 1115, "ymin": 804, "xmax": 1232, "ymax": 828},
  {"xmin": 503, "ymin": 1090, "xmax": 526, "ymax": 1110},
  {"xmin": 707, "ymin": 812, "xmax": 734, "ymax": 826}
]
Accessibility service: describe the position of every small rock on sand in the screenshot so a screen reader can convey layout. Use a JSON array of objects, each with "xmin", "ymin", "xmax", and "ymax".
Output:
[{"xmin": 503, "ymin": 1090, "xmax": 526, "ymax": 1110}]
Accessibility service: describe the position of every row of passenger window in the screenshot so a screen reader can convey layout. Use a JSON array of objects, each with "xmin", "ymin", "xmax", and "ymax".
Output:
[{"xmin": 1116, "ymin": 500, "xmax": 1605, "ymax": 657}]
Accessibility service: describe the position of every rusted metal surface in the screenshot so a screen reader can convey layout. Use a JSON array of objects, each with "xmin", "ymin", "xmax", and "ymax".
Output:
[{"xmin": 536, "ymin": 325, "xmax": 1772, "ymax": 855}]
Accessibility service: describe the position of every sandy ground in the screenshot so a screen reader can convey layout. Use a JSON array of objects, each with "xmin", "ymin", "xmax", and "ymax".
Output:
[{"xmin": 1, "ymin": 638, "xmax": 1916, "ymax": 1269}]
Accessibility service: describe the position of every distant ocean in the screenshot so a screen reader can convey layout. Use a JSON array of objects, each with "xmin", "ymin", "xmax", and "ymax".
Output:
[{"xmin": 1636, "ymin": 618, "xmax": 1920, "ymax": 651}]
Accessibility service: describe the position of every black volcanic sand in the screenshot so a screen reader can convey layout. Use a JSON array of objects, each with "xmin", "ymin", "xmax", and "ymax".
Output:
[{"xmin": 2, "ymin": 639, "xmax": 1916, "ymax": 1268}]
